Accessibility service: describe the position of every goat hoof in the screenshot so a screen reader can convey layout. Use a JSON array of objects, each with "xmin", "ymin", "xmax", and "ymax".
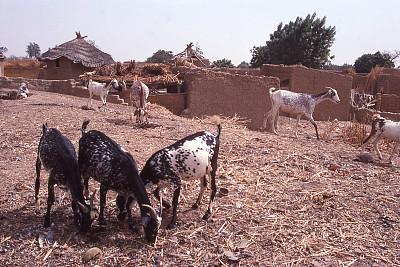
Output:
[
  {"xmin": 202, "ymin": 213, "xmax": 211, "ymax": 220},
  {"xmin": 166, "ymin": 223, "xmax": 176, "ymax": 230},
  {"xmin": 117, "ymin": 212, "xmax": 127, "ymax": 221}
]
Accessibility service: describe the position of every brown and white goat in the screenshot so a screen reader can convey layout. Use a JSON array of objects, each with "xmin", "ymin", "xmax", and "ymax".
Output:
[
  {"xmin": 361, "ymin": 114, "xmax": 400, "ymax": 164},
  {"xmin": 130, "ymin": 80, "xmax": 149, "ymax": 124}
]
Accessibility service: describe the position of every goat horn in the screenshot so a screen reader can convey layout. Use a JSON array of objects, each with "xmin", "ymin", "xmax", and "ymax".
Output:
[
  {"xmin": 89, "ymin": 190, "xmax": 96, "ymax": 209},
  {"xmin": 142, "ymin": 204, "xmax": 158, "ymax": 220}
]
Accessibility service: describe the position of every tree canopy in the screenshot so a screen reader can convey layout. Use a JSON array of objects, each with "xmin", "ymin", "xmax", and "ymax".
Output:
[
  {"xmin": 146, "ymin": 49, "xmax": 174, "ymax": 63},
  {"xmin": 213, "ymin": 58, "xmax": 235, "ymax": 68},
  {"xmin": 354, "ymin": 51, "xmax": 395, "ymax": 73},
  {"xmin": 26, "ymin": 42, "xmax": 41, "ymax": 59},
  {"xmin": 237, "ymin": 61, "xmax": 250, "ymax": 68},
  {"xmin": 250, "ymin": 13, "xmax": 336, "ymax": 69}
]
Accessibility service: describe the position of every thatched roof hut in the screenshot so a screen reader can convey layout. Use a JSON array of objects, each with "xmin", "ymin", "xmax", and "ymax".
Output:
[{"xmin": 38, "ymin": 33, "xmax": 115, "ymax": 80}]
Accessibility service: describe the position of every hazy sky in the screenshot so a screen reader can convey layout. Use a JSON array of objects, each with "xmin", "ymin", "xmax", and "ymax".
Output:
[{"xmin": 2, "ymin": 0, "xmax": 399, "ymax": 66}]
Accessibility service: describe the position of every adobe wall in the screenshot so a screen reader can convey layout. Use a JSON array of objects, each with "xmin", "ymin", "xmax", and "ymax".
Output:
[
  {"xmin": 380, "ymin": 94, "xmax": 400, "ymax": 113},
  {"xmin": 210, "ymin": 67, "xmax": 261, "ymax": 76},
  {"xmin": 42, "ymin": 57, "xmax": 94, "ymax": 80},
  {"xmin": 261, "ymin": 64, "xmax": 352, "ymax": 121},
  {"xmin": 382, "ymin": 68, "xmax": 400, "ymax": 76},
  {"xmin": 377, "ymin": 74, "xmax": 400, "ymax": 96},
  {"xmin": 183, "ymin": 69, "xmax": 279, "ymax": 130},
  {"xmin": 260, "ymin": 64, "xmax": 295, "ymax": 87}
]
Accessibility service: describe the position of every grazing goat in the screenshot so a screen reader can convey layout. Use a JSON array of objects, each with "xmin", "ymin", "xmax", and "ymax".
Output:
[
  {"xmin": 17, "ymin": 82, "xmax": 29, "ymax": 99},
  {"xmin": 130, "ymin": 80, "xmax": 149, "ymax": 124},
  {"xmin": 263, "ymin": 87, "xmax": 340, "ymax": 140},
  {"xmin": 78, "ymin": 120, "xmax": 161, "ymax": 243},
  {"xmin": 140, "ymin": 116, "xmax": 221, "ymax": 229},
  {"xmin": 87, "ymin": 78, "xmax": 124, "ymax": 109},
  {"xmin": 361, "ymin": 114, "xmax": 400, "ymax": 164},
  {"xmin": 35, "ymin": 124, "xmax": 97, "ymax": 232}
]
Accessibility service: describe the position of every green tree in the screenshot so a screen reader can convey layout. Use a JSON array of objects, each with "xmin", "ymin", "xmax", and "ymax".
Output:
[
  {"xmin": 213, "ymin": 58, "xmax": 235, "ymax": 68},
  {"xmin": 146, "ymin": 49, "xmax": 174, "ymax": 63},
  {"xmin": 250, "ymin": 13, "xmax": 336, "ymax": 69},
  {"xmin": 237, "ymin": 61, "xmax": 250, "ymax": 68},
  {"xmin": 26, "ymin": 42, "xmax": 41, "ymax": 59},
  {"xmin": 354, "ymin": 51, "xmax": 395, "ymax": 73}
]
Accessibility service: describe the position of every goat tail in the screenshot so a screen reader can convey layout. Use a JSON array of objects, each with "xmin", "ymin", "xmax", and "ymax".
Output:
[
  {"xmin": 81, "ymin": 120, "xmax": 90, "ymax": 135},
  {"xmin": 269, "ymin": 87, "xmax": 279, "ymax": 95},
  {"xmin": 42, "ymin": 123, "xmax": 48, "ymax": 134},
  {"xmin": 211, "ymin": 115, "xmax": 221, "ymax": 139}
]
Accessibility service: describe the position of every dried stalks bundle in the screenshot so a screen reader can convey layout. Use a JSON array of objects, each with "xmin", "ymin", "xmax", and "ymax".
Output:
[
  {"xmin": 341, "ymin": 117, "xmax": 371, "ymax": 145},
  {"xmin": 363, "ymin": 66, "xmax": 384, "ymax": 94},
  {"xmin": 4, "ymin": 59, "xmax": 45, "ymax": 69},
  {"xmin": 142, "ymin": 64, "xmax": 168, "ymax": 76},
  {"xmin": 321, "ymin": 119, "xmax": 339, "ymax": 140},
  {"xmin": 341, "ymin": 67, "xmax": 356, "ymax": 76},
  {"xmin": 94, "ymin": 64, "xmax": 116, "ymax": 76}
]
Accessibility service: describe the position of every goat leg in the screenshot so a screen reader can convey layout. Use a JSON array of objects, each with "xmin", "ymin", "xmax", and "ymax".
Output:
[
  {"xmin": 167, "ymin": 180, "xmax": 181, "ymax": 229},
  {"xmin": 35, "ymin": 157, "xmax": 41, "ymax": 214},
  {"xmin": 98, "ymin": 184, "xmax": 108, "ymax": 225},
  {"xmin": 154, "ymin": 187, "xmax": 170, "ymax": 210},
  {"xmin": 193, "ymin": 176, "xmax": 207, "ymax": 209},
  {"xmin": 44, "ymin": 175, "xmax": 55, "ymax": 228}
]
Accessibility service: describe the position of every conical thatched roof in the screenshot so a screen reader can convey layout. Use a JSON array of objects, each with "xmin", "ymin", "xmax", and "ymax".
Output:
[{"xmin": 39, "ymin": 34, "xmax": 115, "ymax": 68}]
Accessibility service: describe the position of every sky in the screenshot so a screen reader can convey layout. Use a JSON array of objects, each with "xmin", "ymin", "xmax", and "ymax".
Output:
[{"xmin": 1, "ymin": 0, "xmax": 399, "ymax": 67}]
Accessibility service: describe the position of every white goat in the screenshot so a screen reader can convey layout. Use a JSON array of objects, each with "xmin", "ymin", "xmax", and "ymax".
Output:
[
  {"xmin": 263, "ymin": 87, "xmax": 340, "ymax": 140},
  {"xmin": 17, "ymin": 83, "xmax": 29, "ymax": 99},
  {"xmin": 361, "ymin": 114, "xmax": 400, "ymax": 164},
  {"xmin": 86, "ymin": 78, "xmax": 122, "ymax": 109},
  {"xmin": 130, "ymin": 80, "xmax": 149, "ymax": 124}
]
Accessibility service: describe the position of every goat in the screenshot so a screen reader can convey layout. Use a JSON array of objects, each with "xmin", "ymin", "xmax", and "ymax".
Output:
[
  {"xmin": 361, "ymin": 114, "xmax": 400, "ymax": 164},
  {"xmin": 17, "ymin": 82, "xmax": 29, "ymax": 99},
  {"xmin": 78, "ymin": 120, "xmax": 161, "ymax": 243},
  {"xmin": 35, "ymin": 124, "xmax": 97, "ymax": 232},
  {"xmin": 140, "ymin": 116, "xmax": 221, "ymax": 229},
  {"xmin": 263, "ymin": 87, "xmax": 340, "ymax": 140},
  {"xmin": 86, "ymin": 78, "xmax": 125, "ymax": 109},
  {"xmin": 130, "ymin": 80, "xmax": 149, "ymax": 124}
]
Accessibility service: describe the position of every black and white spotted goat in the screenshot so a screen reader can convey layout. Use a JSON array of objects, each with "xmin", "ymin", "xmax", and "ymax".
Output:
[
  {"xmin": 78, "ymin": 120, "xmax": 161, "ymax": 243},
  {"xmin": 35, "ymin": 124, "xmax": 97, "ymax": 232},
  {"xmin": 361, "ymin": 114, "xmax": 400, "ymax": 164},
  {"xmin": 263, "ymin": 87, "xmax": 340, "ymax": 140},
  {"xmin": 140, "ymin": 116, "xmax": 221, "ymax": 229}
]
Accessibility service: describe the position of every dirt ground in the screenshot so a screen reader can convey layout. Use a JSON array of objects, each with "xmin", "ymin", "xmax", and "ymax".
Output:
[{"xmin": 0, "ymin": 88, "xmax": 399, "ymax": 266}]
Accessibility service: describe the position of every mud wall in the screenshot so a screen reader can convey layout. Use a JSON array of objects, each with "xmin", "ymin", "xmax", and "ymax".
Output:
[
  {"xmin": 380, "ymin": 94, "xmax": 400, "ymax": 113},
  {"xmin": 184, "ymin": 69, "xmax": 279, "ymax": 130},
  {"xmin": 42, "ymin": 57, "xmax": 94, "ymax": 80},
  {"xmin": 377, "ymin": 74, "xmax": 400, "ymax": 96}
]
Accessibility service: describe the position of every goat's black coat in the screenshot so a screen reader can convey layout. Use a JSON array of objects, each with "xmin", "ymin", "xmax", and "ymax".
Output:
[
  {"xmin": 140, "ymin": 124, "xmax": 221, "ymax": 229},
  {"xmin": 35, "ymin": 124, "xmax": 93, "ymax": 232},
  {"xmin": 78, "ymin": 120, "xmax": 159, "ymax": 243}
]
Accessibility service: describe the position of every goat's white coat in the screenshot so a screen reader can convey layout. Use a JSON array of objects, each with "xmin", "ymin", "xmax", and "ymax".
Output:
[
  {"xmin": 361, "ymin": 115, "xmax": 400, "ymax": 163},
  {"xmin": 263, "ymin": 87, "xmax": 340, "ymax": 139},
  {"xmin": 87, "ymin": 79, "xmax": 119, "ymax": 108}
]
